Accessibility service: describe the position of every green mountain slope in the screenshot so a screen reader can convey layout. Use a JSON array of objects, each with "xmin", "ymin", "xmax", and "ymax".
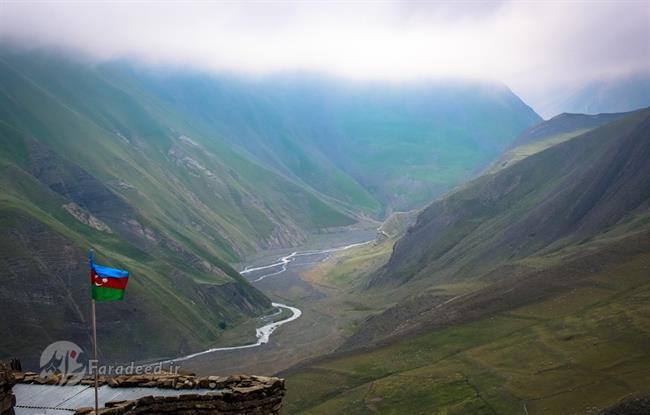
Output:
[
  {"xmin": 0, "ymin": 50, "xmax": 354, "ymax": 364},
  {"xmin": 283, "ymin": 109, "xmax": 650, "ymax": 414},
  {"xmin": 488, "ymin": 111, "xmax": 634, "ymax": 173},
  {"xmin": 512, "ymin": 111, "xmax": 633, "ymax": 147},
  {"xmin": 285, "ymin": 244, "xmax": 650, "ymax": 414},
  {"xmin": 0, "ymin": 122, "xmax": 274, "ymax": 365},
  {"xmin": 0, "ymin": 51, "xmax": 355, "ymax": 252},
  {"xmin": 374, "ymin": 108, "xmax": 650, "ymax": 288}
]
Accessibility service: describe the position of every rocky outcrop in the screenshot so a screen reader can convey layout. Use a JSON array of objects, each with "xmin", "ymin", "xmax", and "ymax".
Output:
[
  {"xmin": 63, "ymin": 203, "xmax": 113, "ymax": 233},
  {"xmin": 0, "ymin": 364, "xmax": 15, "ymax": 415},
  {"xmin": 592, "ymin": 394, "xmax": 650, "ymax": 415},
  {"xmin": 26, "ymin": 136, "xmax": 137, "ymax": 240},
  {"xmin": 376, "ymin": 210, "xmax": 418, "ymax": 241}
]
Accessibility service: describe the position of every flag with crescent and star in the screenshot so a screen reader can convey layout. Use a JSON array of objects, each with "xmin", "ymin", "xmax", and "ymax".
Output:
[{"xmin": 89, "ymin": 251, "xmax": 129, "ymax": 301}]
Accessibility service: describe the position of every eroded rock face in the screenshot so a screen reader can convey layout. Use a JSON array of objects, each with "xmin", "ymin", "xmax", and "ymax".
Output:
[
  {"xmin": 0, "ymin": 363, "xmax": 16, "ymax": 415},
  {"xmin": 63, "ymin": 203, "xmax": 113, "ymax": 233},
  {"xmin": 594, "ymin": 394, "xmax": 650, "ymax": 415},
  {"xmin": 27, "ymin": 137, "xmax": 136, "ymax": 240}
]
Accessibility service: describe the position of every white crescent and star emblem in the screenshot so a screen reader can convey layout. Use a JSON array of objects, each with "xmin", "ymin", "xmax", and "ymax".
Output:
[{"xmin": 93, "ymin": 275, "xmax": 109, "ymax": 286}]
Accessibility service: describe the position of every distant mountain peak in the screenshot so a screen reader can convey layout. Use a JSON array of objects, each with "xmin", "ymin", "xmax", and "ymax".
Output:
[{"xmin": 538, "ymin": 72, "xmax": 650, "ymax": 118}]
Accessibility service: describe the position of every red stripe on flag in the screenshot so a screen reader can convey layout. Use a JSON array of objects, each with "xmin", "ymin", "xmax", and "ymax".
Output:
[{"xmin": 91, "ymin": 269, "xmax": 128, "ymax": 290}]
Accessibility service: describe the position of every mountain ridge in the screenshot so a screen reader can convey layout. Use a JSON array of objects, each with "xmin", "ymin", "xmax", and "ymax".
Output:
[
  {"xmin": 330, "ymin": 108, "xmax": 650, "ymax": 355},
  {"xmin": 374, "ymin": 108, "xmax": 650, "ymax": 287},
  {"xmin": 536, "ymin": 72, "xmax": 650, "ymax": 118},
  {"xmin": 281, "ymin": 108, "xmax": 650, "ymax": 415}
]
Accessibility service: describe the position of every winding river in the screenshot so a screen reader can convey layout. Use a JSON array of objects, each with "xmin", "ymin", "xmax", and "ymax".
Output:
[
  {"xmin": 241, "ymin": 240, "xmax": 372, "ymax": 282},
  {"xmin": 168, "ymin": 240, "xmax": 373, "ymax": 362},
  {"xmin": 170, "ymin": 303, "xmax": 302, "ymax": 362}
]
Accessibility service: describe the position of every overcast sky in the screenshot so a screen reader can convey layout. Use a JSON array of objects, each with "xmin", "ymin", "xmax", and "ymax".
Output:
[{"xmin": 1, "ymin": 1, "xmax": 649, "ymax": 112}]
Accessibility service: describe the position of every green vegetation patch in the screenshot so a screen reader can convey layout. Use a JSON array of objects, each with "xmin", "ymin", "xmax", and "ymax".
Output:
[{"xmin": 285, "ymin": 255, "xmax": 650, "ymax": 414}]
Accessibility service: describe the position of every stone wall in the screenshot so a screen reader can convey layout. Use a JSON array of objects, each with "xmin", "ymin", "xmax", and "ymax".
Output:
[
  {"xmin": 15, "ymin": 371, "xmax": 284, "ymax": 415},
  {"xmin": 76, "ymin": 380, "xmax": 284, "ymax": 415},
  {"xmin": 0, "ymin": 363, "xmax": 15, "ymax": 415}
]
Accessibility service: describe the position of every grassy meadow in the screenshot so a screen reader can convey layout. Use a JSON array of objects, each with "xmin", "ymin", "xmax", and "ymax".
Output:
[{"xmin": 284, "ymin": 249, "xmax": 650, "ymax": 414}]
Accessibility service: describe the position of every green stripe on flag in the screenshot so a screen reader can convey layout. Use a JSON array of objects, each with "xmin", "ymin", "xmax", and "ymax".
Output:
[{"xmin": 92, "ymin": 285, "xmax": 125, "ymax": 301}]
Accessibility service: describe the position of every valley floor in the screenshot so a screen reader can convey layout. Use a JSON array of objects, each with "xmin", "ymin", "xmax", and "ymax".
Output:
[
  {"xmin": 174, "ymin": 225, "xmax": 383, "ymax": 376},
  {"xmin": 283, "ymin": 252, "xmax": 650, "ymax": 414},
  {"xmin": 163, "ymin": 221, "xmax": 650, "ymax": 415}
]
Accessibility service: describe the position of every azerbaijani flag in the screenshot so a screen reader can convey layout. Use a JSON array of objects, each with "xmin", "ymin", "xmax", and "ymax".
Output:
[{"xmin": 89, "ymin": 251, "xmax": 129, "ymax": 301}]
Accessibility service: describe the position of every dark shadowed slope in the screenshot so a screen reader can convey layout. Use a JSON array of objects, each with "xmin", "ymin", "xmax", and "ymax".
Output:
[
  {"xmin": 340, "ymin": 109, "xmax": 650, "ymax": 352},
  {"xmin": 375, "ymin": 108, "xmax": 650, "ymax": 287},
  {"xmin": 512, "ymin": 111, "xmax": 633, "ymax": 147}
]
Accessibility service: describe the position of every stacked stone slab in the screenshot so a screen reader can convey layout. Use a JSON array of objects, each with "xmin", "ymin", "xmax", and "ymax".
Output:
[
  {"xmin": 14, "ymin": 370, "xmax": 284, "ymax": 414},
  {"xmin": 60, "ymin": 374, "xmax": 285, "ymax": 415},
  {"xmin": 0, "ymin": 363, "xmax": 16, "ymax": 415},
  {"xmin": 16, "ymin": 372, "xmax": 280, "ymax": 390},
  {"xmin": 75, "ymin": 380, "xmax": 284, "ymax": 415}
]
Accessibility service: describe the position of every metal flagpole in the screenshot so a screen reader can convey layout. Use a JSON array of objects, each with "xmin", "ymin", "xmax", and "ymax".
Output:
[
  {"xmin": 89, "ymin": 249, "xmax": 99, "ymax": 413},
  {"xmin": 92, "ymin": 298, "xmax": 99, "ymax": 414}
]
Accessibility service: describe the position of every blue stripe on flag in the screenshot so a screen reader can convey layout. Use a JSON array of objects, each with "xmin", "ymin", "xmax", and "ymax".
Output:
[{"xmin": 93, "ymin": 263, "xmax": 129, "ymax": 278}]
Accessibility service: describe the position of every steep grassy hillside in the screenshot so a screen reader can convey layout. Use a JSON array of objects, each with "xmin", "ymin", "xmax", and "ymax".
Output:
[
  {"xmin": 0, "ymin": 122, "xmax": 275, "ymax": 365},
  {"xmin": 285, "ymin": 241, "xmax": 650, "ymax": 414},
  {"xmin": 283, "ymin": 109, "xmax": 650, "ymax": 413},
  {"xmin": 352, "ymin": 108, "xmax": 650, "ymax": 350},
  {"xmin": 375, "ymin": 108, "xmax": 650, "ymax": 287},
  {"xmin": 0, "ymin": 51, "xmax": 355, "ymax": 253},
  {"xmin": 489, "ymin": 111, "xmax": 633, "ymax": 173},
  {"xmin": 512, "ymin": 112, "xmax": 633, "ymax": 147}
]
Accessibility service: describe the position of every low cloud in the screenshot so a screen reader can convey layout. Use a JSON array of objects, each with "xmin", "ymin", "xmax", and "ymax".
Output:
[{"xmin": 1, "ymin": 1, "xmax": 648, "ymax": 109}]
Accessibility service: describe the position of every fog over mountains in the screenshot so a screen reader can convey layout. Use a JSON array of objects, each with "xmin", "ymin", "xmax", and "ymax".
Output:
[{"xmin": 536, "ymin": 72, "xmax": 650, "ymax": 118}]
